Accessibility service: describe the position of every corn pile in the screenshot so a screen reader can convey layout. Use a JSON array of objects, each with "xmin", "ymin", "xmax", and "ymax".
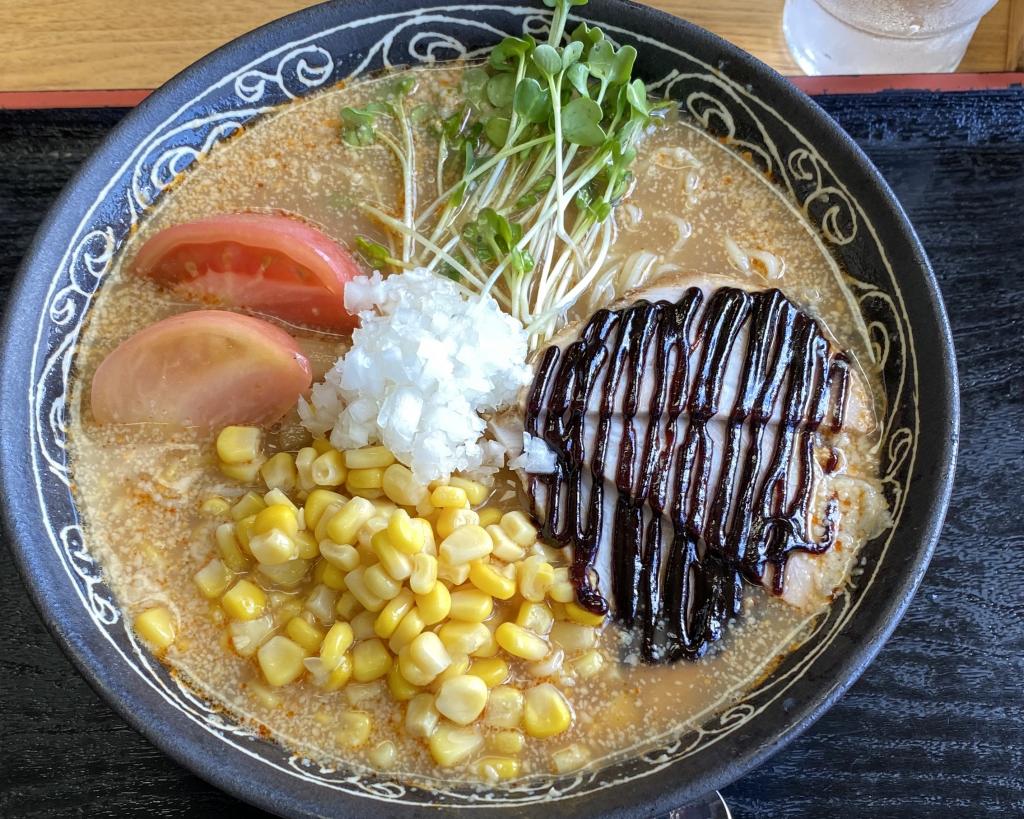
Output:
[{"xmin": 135, "ymin": 425, "xmax": 605, "ymax": 779}]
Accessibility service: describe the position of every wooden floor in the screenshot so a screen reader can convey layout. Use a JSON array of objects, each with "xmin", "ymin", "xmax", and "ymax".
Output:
[{"xmin": 0, "ymin": 0, "xmax": 1019, "ymax": 92}]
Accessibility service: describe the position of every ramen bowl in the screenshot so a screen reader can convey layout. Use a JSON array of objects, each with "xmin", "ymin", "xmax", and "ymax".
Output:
[{"xmin": 0, "ymin": 0, "xmax": 958, "ymax": 815}]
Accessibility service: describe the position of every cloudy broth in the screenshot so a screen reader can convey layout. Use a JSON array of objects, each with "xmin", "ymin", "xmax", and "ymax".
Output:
[{"xmin": 68, "ymin": 64, "xmax": 886, "ymax": 783}]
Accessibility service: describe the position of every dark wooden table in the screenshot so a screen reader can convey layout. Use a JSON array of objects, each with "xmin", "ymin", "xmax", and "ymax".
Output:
[{"xmin": 1, "ymin": 90, "xmax": 1022, "ymax": 818}]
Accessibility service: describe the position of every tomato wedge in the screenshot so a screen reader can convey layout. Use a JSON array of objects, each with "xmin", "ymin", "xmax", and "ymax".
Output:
[
  {"xmin": 132, "ymin": 213, "xmax": 362, "ymax": 331},
  {"xmin": 91, "ymin": 310, "xmax": 312, "ymax": 430}
]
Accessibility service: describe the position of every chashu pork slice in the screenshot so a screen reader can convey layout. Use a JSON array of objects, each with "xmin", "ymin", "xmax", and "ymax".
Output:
[{"xmin": 492, "ymin": 271, "xmax": 877, "ymax": 661}]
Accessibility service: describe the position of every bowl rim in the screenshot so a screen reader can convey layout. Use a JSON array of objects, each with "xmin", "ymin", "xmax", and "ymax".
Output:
[{"xmin": 0, "ymin": 0, "xmax": 959, "ymax": 815}]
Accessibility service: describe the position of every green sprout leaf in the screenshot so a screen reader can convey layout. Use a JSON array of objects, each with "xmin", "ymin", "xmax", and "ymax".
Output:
[
  {"xmin": 486, "ymin": 72, "xmax": 517, "ymax": 109},
  {"xmin": 561, "ymin": 40, "xmax": 584, "ymax": 70},
  {"xmin": 566, "ymin": 62, "xmax": 590, "ymax": 97},
  {"xmin": 513, "ymin": 174, "xmax": 554, "ymax": 211},
  {"xmin": 461, "ymin": 67, "xmax": 491, "ymax": 108},
  {"xmin": 561, "ymin": 97, "xmax": 606, "ymax": 146},
  {"xmin": 570, "ymin": 21, "xmax": 604, "ymax": 54},
  {"xmin": 532, "ymin": 44, "xmax": 562, "ymax": 77},
  {"xmin": 513, "ymin": 78, "xmax": 552, "ymax": 123},
  {"xmin": 626, "ymin": 78, "xmax": 650, "ymax": 114},
  {"xmin": 355, "ymin": 237, "xmax": 401, "ymax": 268},
  {"xmin": 485, "ymin": 116, "xmax": 511, "ymax": 147},
  {"xmin": 490, "ymin": 36, "xmax": 533, "ymax": 72}
]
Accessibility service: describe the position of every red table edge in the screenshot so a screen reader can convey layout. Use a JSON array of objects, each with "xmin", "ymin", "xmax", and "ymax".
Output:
[{"xmin": 0, "ymin": 72, "xmax": 1021, "ymax": 109}]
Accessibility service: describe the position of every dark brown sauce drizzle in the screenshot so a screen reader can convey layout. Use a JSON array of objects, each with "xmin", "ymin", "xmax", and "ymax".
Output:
[{"xmin": 525, "ymin": 286, "xmax": 849, "ymax": 662}]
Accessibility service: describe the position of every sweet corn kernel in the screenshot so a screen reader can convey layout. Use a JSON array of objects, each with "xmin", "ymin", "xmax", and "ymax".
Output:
[
  {"xmin": 428, "ymin": 723, "xmax": 483, "ymax": 767},
  {"xmin": 484, "ymin": 686, "xmax": 524, "ymax": 729},
  {"xmin": 475, "ymin": 755, "xmax": 520, "ymax": 782},
  {"xmin": 439, "ymin": 621, "xmax": 491, "ymax": 656},
  {"xmin": 234, "ymin": 515, "xmax": 257, "ymax": 553},
  {"xmin": 527, "ymin": 646, "xmax": 564, "ymax": 678},
  {"xmin": 415, "ymin": 517, "xmax": 437, "ymax": 555},
  {"xmin": 220, "ymin": 457, "xmax": 265, "ymax": 483},
  {"xmin": 272, "ymin": 594, "xmax": 304, "ymax": 625},
  {"xmin": 286, "ymin": 616, "xmax": 324, "ymax": 653},
  {"xmin": 321, "ymin": 654, "xmax": 353, "ymax": 691},
  {"xmin": 317, "ymin": 561, "xmax": 346, "ymax": 593},
  {"xmin": 549, "ymin": 622, "xmax": 597, "ymax": 652},
  {"xmin": 293, "ymin": 530, "xmax": 319, "ymax": 561},
  {"xmin": 374, "ymin": 589, "xmax": 415, "ymax": 639},
  {"xmin": 496, "ymin": 621, "xmax": 548, "ymax": 659},
  {"xmin": 405, "ymin": 692, "xmax": 440, "ymax": 738},
  {"xmin": 414, "ymin": 583, "xmax": 451, "ymax": 625},
  {"xmin": 472, "ymin": 623, "xmax": 500, "ymax": 659},
  {"xmin": 247, "ymin": 680, "xmax": 282, "ymax": 708},
  {"xmin": 352, "ymin": 638, "xmax": 393, "ymax": 681},
  {"xmin": 431, "ymin": 652, "xmax": 470, "ymax": 690},
  {"xmin": 311, "ymin": 437, "xmax": 333, "ymax": 455},
  {"xmin": 335, "ymin": 591, "xmax": 361, "ymax": 621},
  {"xmin": 216, "ymin": 426, "xmax": 262, "ymax": 464},
  {"xmin": 517, "ymin": 556, "xmax": 554, "ymax": 602},
  {"xmin": 260, "ymin": 452, "xmax": 297, "ymax": 492},
  {"xmin": 440, "ymin": 525, "xmax": 492, "ymax": 566},
  {"xmin": 229, "ymin": 613, "xmax": 275, "ymax": 657},
  {"xmin": 371, "ymin": 530, "xmax": 413, "ymax": 580},
  {"xmin": 304, "ymin": 489, "xmax": 348, "ymax": 531},
  {"xmin": 382, "ymin": 463, "xmax": 428, "ymax": 507},
  {"xmin": 368, "ymin": 740, "xmax": 397, "ymax": 770},
  {"xmin": 257, "ymin": 558, "xmax": 310, "ymax": 588},
  {"xmin": 222, "ymin": 579, "xmax": 267, "ymax": 621},
  {"xmin": 257, "ymin": 635, "xmax": 307, "ymax": 686},
  {"xmin": 437, "ymin": 560, "xmax": 471, "ymax": 586},
  {"xmin": 326, "ymin": 497, "xmax": 376, "ymax": 545},
  {"xmin": 549, "ymin": 580, "xmax": 575, "ymax": 604},
  {"xmin": 552, "ymin": 743, "xmax": 591, "ymax": 773},
  {"xmin": 476, "ymin": 507, "xmax": 502, "ymax": 527},
  {"xmin": 448, "ymin": 476, "xmax": 488, "ymax": 506},
  {"xmin": 516, "ymin": 601, "xmax": 555, "ymax": 636},
  {"xmin": 200, "ymin": 496, "xmax": 231, "ymax": 517},
  {"xmin": 469, "ymin": 560, "xmax": 517, "ymax": 600},
  {"xmin": 262, "ymin": 487, "xmax": 297, "ymax": 511},
  {"xmin": 500, "ymin": 511, "xmax": 537, "ymax": 547},
  {"xmin": 364, "ymin": 563, "xmax": 402, "ymax": 600},
  {"xmin": 387, "ymin": 665, "xmax": 421, "ymax": 701},
  {"xmin": 314, "ymin": 503, "xmax": 346, "ymax": 543},
  {"xmin": 194, "ymin": 558, "xmax": 232, "ymax": 599},
  {"xmin": 409, "ymin": 553, "xmax": 438, "ymax": 595},
  {"xmin": 486, "ymin": 524, "xmax": 526, "ymax": 563},
  {"xmin": 429, "ymin": 485, "xmax": 469, "ymax": 509},
  {"xmin": 565, "ymin": 601, "xmax": 605, "ymax": 627},
  {"xmin": 335, "ymin": 710, "xmax": 372, "ymax": 747},
  {"xmin": 344, "ymin": 445, "xmax": 395, "ymax": 470},
  {"xmin": 415, "ymin": 495, "xmax": 436, "ymax": 517},
  {"xmin": 311, "ymin": 449, "xmax": 347, "ymax": 487},
  {"xmin": 249, "ymin": 529, "xmax": 298, "ymax": 566},
  {"xmin": 468, "ymin": 657, "xmax": 509, "ymax": 688},
  {"xmin": 408, "ymin": 632, "xmax": 452, "ymax": 677},
  {"xmin": 345, "ymin": 681, "xmax": 383, "ymax": 705},
  {"xmin": 571, "ymin": 649, "xmax": 604, "ymax": 679},
  {"xmin": 398, "ymin": 647, "xmax": 436, "ymax": 688},
  {"xmin": 304, "ymin": 584, "xmax": 337, "ymax": 625},
  {"xmin": 436, "ymin": 508, "xmax": 480, "ymax": 540},
  {"xmin": 347, "ymin": 467, "xmax": 385, "ymax": 493},
  {"xmin": 388, "ymin": 608, "xmax": 427, "ymax": 653},
  {"xmin": 386, "ymin": 508, "xmax": 424, "ymax": 555},
  {"xmin": 449, "ymin": 589, "xmax": 494, "ymax": 622},
  {"xmin": 344, "ymin": 567, "xmax": 386, "ymax": 613},
  {"xmin": 523, "ymin": 683, "xmax": 573, "ymax": 738},
  {"xmin": 320, "ymin": 540, "xmax": 360, "ymax": 572},
  {"xmin": 134, "ymin": 606, "xmax": 176, "ymax": 652},
  {"xmin": 231, "ymin": 491, "xmax": 267, "ymax": 521},
  {"xmin": 295, "ymin": 446, "xmax": 318, "ymax": 491},
  {"xmin": 320, "ymin": 621, "xmax": 355, "ymax": 670},
  {"xmin": 350, "ymin": 610, "xmax": 378, "ymax": 641},
  {"xmin": 487, "ymin": 729, "xmax": 525, "ymax": 755},
  {"xmin": 435, "ymin": 675, "xmax": 489, "ymax": 725}
]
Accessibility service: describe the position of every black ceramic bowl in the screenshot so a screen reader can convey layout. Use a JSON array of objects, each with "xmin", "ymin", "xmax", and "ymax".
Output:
[{"xmin": 0, "ymin": 1, "xmax": 958, "ymax": 816}]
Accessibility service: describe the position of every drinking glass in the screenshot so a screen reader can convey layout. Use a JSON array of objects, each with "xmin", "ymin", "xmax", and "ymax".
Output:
[{"xmin": 782, "ymin": 0, "xmax": 999, "ymax": 74}]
